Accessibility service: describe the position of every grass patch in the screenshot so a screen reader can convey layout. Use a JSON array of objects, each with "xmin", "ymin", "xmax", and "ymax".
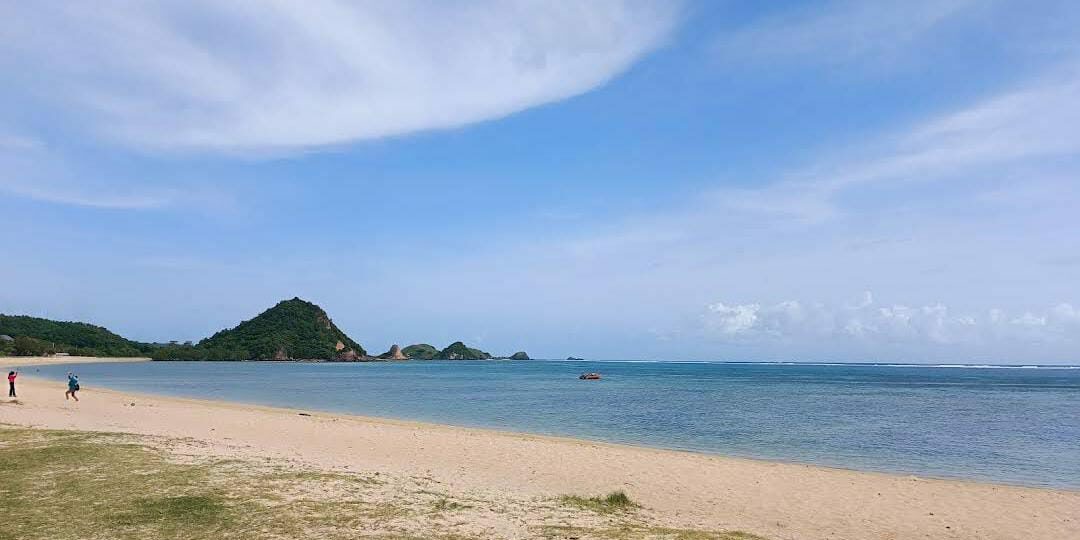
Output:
[
  {"xmin": 559, "ymin": 490, "xmax": 638, "ymax": 514},
  {"xmin": 0, "ymin": 429, "xmax": 239, "ymax": 540},
  {"xmin": 116, "ymin": 495, "xmax": 229, "ymax": 526},
  {"xmin": 432, "ymin": 497, "xmax": 473, "ymax": 511},
  {"xmin": 0, "ymin": 426, "xmax": 770, "ymax": 540},
  {"xmin": 0, "ymin": 427, "xmax": 405, "ymax": 540}
]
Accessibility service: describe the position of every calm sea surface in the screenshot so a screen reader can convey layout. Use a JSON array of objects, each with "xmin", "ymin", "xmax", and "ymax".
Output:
[{"xmin": 28, "ymin": 360, "xmax": 1080, "ymax": 489}]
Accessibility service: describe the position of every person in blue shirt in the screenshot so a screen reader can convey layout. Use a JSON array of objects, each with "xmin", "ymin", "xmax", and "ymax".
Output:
[{"xmin": 65, "ymin": 372, "xmax": 79, "ymax": 402}]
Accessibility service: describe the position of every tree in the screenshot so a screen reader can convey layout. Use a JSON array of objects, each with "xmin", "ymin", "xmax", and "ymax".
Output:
[{"xmin": 13, "ymin": 336, "xmax": 49, "ymax": 356}]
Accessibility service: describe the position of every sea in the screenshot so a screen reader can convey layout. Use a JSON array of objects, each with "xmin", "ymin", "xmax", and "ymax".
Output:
[{"xmin": 27, "ymin": 360, "xmax": 1080, "ymax": 489}]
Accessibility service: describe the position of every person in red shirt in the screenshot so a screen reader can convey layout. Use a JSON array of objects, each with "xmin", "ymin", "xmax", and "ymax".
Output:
[{"xmin": 7, "ymin": 371, "xmax": 15, "ymax": 398}]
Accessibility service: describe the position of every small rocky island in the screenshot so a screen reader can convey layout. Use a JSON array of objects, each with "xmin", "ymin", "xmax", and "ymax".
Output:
[
  {"xmin": 377, "ymin": 344, "xmax": 408, "ymax": 360},
  {"xmin": 434, "ymin": 341, "xmax": 492, "ymax": 360}
]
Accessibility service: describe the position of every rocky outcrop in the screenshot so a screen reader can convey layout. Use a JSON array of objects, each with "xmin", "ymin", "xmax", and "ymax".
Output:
[
  {"xmin": 509, "ymin": 351, "xmax": 530, "ymax": 360},
  {"xmin": 377, "ymin": 344, "xmax": 408, "ymax": 360},
  {"xmin": 336, "ymin": 348, "xmax": 363, "ymax": 361}
]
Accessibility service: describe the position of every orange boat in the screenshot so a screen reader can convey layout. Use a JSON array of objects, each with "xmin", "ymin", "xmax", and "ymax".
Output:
[{"xmin": 579, "ymin": 372, "xmax": 601, "ymax": 380}]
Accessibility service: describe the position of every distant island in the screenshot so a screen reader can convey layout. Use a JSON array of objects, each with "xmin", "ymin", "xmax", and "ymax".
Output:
[
  {"xmin": 399, "ymin": 342, "xmax": 527, "ymax": 360},
  {"xmin": 1, "ymin": 297, "xmax": 530, "ymax": 363}
]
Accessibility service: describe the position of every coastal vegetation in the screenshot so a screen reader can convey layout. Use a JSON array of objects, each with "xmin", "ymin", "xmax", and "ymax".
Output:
[
  {"xmin": 0, "ymin": 314, "xmax": 151, "ymax": 357},
  {"xmin": 402, "ymin": 343, "xmax": 438, "ymax": 359},
  {"xmin": 559, "ymin": 491, "xmax": 638, "ymax": 514},
  {"xmin": 404, "ymin": 342, "xmax": 510, "ymax": 360},
  {"xmin": 0, "ymin": 427, "xmax": 765, "ymax": 540}
]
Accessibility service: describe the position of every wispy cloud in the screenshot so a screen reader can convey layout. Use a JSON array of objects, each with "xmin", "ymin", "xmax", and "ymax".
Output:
[
  {"xmin": 1, "ymin": 1, "xmax": 680, "ymax": 153},
  {"xmin": 0, "ymin": 133, "xmax": 42, "ymax": 152},
  {"xmin": 468, "ymin": 52, "xmax": 1080, "ymax": 360},
  {"xmin": 0, "ymin": 182, "xmax": 172, "ymax": 210},
  {"xmin": 713, "ymin": 0, "xmax": 977, "ymax": 68},
  {"xmin": 0, "ymin": 139, "xmax": 173, "ymax": 209},
  {"xmin": 711, "ymin": 64, "xmax": 1080, "ymax": 223}
]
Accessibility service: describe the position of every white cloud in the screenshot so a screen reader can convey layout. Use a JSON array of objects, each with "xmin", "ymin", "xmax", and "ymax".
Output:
[
  {"xmin": 703, "ymin": 293, "xmax": 1080, "ymax": 350},
  {"xmin": 0, "ymin": 1, "xmax": 679, "ymax": 153},
  {"xmin": 703, "ymin": 302, "xmax": 760, "ymax": 335}
]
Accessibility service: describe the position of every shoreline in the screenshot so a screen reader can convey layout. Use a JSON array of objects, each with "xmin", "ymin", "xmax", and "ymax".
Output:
[
  {"xmin": 5, "ymin": 356, "xmax": 1079, "ymax": 488},
  {"xmin": 8, "ymin": 356, "xmax": 1076, "ymax": 491},
  {"xmin": 3, "ymin": 356, "xmax": 1078, "ymax": 539},
  {"xmin": 17, "ymin": 369, "xmax": 1076, "ymax": 493}
]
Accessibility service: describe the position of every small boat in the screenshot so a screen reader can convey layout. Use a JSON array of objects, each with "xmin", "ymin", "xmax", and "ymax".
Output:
[{"xmin": 579, "ymin": 372, "xmax": 601, "ymax": 380}]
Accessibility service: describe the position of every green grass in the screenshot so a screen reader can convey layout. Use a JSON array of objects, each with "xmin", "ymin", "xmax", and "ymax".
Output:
[
  {"xmin": 0, "ymin": 427, "xmax": 411, "ymax": 540},
  {"xmin": 113, "ymin": 495, "xmax": 229, "ymax": 527},
  {"xmin": 0, "ymin": 429, "xmax": 238, "ymax": 540},
  {"xmin": 559, "ymin": 490, "xmax": 639, "ymax": 514}
]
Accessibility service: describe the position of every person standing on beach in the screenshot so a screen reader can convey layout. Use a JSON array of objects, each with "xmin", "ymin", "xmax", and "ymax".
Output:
[
  {"xmin": 65, "ymin": 372, "xmax": 79, "ymax": 402},
  {"xmin": 7, "ymin": 371, "xmax": 15, "ymax": 398}
]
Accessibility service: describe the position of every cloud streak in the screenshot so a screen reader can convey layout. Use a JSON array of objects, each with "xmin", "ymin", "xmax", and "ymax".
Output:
[
  {"xmin": 0, "ymin": 139, "xmax": 173, "ymax": 210},
  {"xmin": 1, "ymin": 1, "xmax": 679, "ymax": 153},
  {"xmin": 711, "ymin": 64, "xmax": 1080, "ymax": 223},
  {"xmin": 714, "ymin": 0, "xmax": 977, "ymax": 68}
]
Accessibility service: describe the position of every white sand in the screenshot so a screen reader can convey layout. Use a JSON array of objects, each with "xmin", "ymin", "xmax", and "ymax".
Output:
[{"xmin": 2, "ymin": 356, "xmax": 1077, "ymax": 540}]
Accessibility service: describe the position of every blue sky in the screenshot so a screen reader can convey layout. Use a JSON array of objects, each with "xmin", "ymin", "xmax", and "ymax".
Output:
[{"xmin": 2, "ymin": 1, "xmax": 1079, "ymax": 362}]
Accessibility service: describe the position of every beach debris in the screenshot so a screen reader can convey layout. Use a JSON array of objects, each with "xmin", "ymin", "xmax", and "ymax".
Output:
[{"xmin": 298, "ymin": 412, "xmax": 312, "ymax": 417}]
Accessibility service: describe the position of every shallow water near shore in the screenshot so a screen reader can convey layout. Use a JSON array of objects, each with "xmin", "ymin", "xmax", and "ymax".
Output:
[{"xmin": 27, "ymin": 360, "xmax": 1080, "ymax": 489}]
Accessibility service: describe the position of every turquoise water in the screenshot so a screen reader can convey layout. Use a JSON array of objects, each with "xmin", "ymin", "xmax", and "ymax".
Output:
[{"xmin": 27, "ymin": 360, "xmax": 1080, "ymax": 489}]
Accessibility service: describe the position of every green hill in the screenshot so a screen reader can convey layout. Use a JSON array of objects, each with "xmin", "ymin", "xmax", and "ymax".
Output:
[
  {"xmin": 152, "ymin": 298, "xmax": 366, "ymax": 361},
  {"xmin": 434, "ymin": 341, "xmax": 492, "ymax": 360},
  {"xmin": 0, "ymin": 314, "xmax": 149, "ymax": 357},
  {"xmin": 401, "ymin": 343, "xmax": 438, "ymax": 359}
]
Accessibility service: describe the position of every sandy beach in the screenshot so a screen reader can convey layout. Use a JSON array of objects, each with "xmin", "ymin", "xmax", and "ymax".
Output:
[{"xmin": 2, "ymin": 356, "xmax": 1077, "ymax": 540}]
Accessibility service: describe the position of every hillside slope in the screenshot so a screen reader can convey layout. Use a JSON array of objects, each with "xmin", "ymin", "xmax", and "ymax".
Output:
[
  {"xmin": 0, "ymin": 314, "xmax": 149, "ymax": 357},
  {"xmin": 153, "ymin": 298, "xmax": 365, "ymax": 361}
]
